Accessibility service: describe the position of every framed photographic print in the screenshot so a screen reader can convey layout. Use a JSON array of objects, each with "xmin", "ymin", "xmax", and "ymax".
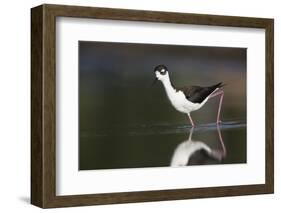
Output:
[{"xmin": 31, "ymin": 4, "xmax": 274, "ymax": 208}]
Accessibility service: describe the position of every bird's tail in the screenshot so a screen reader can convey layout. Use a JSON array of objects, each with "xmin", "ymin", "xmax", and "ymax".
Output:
[{"xmin": 215, "ymin": 82, "xmax": 226, "ymax": 88}]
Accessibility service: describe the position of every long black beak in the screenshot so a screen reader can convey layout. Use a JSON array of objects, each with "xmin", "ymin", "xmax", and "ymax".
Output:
[{"xmin": 151, "ymin": 78, "xmax": 158, "ymax": 86}]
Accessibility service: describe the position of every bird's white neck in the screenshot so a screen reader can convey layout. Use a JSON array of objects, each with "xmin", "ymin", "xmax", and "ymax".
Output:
[{"xmin": 160, "ymin": 74, "xmax": 177, "ymax": 97}]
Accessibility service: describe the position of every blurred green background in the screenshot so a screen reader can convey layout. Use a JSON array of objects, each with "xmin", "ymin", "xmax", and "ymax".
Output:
[{"xmin": 79, "ymin": 41, "xmax": 246, "ymax": 170}]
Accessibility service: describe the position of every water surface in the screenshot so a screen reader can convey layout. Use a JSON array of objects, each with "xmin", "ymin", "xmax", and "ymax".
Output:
[{"xmin": 79, "ymin": 121, "xmax": 246, "ymax": 170}]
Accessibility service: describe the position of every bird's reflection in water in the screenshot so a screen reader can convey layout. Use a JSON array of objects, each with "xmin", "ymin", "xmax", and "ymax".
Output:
[{"xmin": 170, "ymin": 125, "xmax": 227, "ymax": 167}]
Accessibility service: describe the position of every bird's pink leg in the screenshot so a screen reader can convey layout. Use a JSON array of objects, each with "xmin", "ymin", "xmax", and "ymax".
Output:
[
  {"xmin": 187, "ymin": 113, "xmax": 195, "ymax": 127},
  {"xmin": 188, "ymin": 127, "xmax": 194, "ymax": 140},
  {"xmin": 209, "ymin": 90, "xmax": 224, "ymax": 124},
  {"xmin": 210, "ymin": 125, "xmax": 227, "ymax": 160},
  {"xmin": 216, "ymin": 124, "xmax": 227, "ymax": 157}
]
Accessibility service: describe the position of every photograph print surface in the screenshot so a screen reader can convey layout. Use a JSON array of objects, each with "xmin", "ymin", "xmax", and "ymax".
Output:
[{"xmin": 79, "ymin": 41, "xmax": 246, "ymax": 170}]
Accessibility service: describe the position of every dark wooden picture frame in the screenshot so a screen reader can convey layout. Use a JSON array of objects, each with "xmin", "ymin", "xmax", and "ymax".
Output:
[{"xmin": 31, "ymin": 4, "xmax": 274, "ymax": 208}]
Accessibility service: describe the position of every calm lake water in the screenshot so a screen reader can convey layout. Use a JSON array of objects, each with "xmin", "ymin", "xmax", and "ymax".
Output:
[
  {"xmin": 79, "ymin": 121, "xmax": 246, "ymax": 170},
  {"xmin": 79, "ymin": 41, "xmax": 247, "ymax": 170}
]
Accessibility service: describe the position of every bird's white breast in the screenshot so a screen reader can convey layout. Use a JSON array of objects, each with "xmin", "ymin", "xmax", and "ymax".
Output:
[
  {"xmin": 167, "ymin": 90, "xmax": 205, "ymax": 114},
  {"xmin": 160, "ymin": 77, "xmax": 210, "ymax": 114}
]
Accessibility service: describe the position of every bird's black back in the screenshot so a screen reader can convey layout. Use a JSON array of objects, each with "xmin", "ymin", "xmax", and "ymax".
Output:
[{"xmin": 177, "ymin": 82, "xmax": 223, "ymax": 104}]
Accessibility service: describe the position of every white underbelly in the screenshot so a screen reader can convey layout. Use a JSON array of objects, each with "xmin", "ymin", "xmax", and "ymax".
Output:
[{"xmin": 168, "ymin": 90, "xmax": 208, "ymax": 114}]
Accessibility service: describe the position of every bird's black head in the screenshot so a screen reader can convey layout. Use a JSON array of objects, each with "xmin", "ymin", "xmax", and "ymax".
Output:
[
  {"xmin": 154, "ymin": 64, "xmax": 168, "ymax": 75},
  {"xmin": 152, "ymin": 65, "xmax": 169, "ymax": 86}
]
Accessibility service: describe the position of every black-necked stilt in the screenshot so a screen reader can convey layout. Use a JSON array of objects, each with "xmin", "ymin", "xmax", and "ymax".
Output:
[
  {"xmin": 153, "ymin": 65, "xmax": 224, "ymax": 127},
  {"xmin": 170, "ymin": 126, "xmax": 226, "ymax": 167}
]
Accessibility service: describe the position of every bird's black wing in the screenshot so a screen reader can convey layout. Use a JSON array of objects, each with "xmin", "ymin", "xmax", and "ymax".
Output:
[{"xmin": 177, "ymin": 82, "xmax": 223, "ymax": 104}]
